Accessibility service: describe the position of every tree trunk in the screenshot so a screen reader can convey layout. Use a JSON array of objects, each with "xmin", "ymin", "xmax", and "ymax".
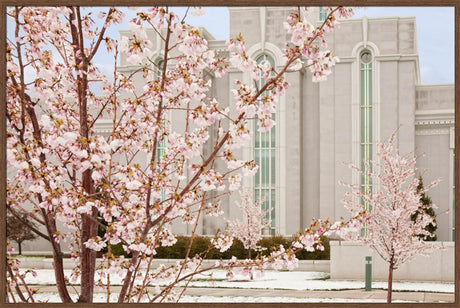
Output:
[
  {"xmin": 248, "ymin": 249, "xmax": 253, "ymax": 280},
  {"xmin": 43, "ymin": 210, "xmax": 73, "ymax": 303},
  {"xmin": 78, "ymin": 206, "xmax": 97, "ymax": 303},
  {"xmin": 53, "ymin": 250, "xmax": 73, "ymax": 303},
  {"xmin": 18, "ymin": 241, "xmax": 22, "ymax": 255},
  {"xmin": 68, "ymin": 6, "xmax": 97, "ymax": 302},
  {"xmin": 387, "ymin": 263, "xmax": 394, "ymax": 303},
  {"xmin": 118, "ymin": 251, "xmax": 140, "ymax": 303}
]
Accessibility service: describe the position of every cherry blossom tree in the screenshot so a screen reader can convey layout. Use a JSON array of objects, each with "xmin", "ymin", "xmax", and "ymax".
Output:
[
  {"xmin": 227, "ymin": 189, "xmax": 271, "ymax": 279},
  {"xmin": 7, "ymin": 6, "xmax": 358, "ymax": 303},
  {"xmin": 228, "ymin": 190, "xmax": 270, "ymax": 258},
  {"xmin": 341, "ymin": 133, "xmax": 440, "ymax": 303}
]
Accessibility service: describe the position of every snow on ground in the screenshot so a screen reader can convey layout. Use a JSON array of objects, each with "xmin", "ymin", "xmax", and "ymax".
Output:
[
  {"xmin": 23, "ymin": 269, "xmax": 455, "ymax": 293},
  {"xmin": 29, "ymin": 293, "xmax": 415, "ymax": 303},
  {"xmin": 179, "ymin": 296, "xmax": 414, "ymax": 303},
  {"xmin": 188, "ymin": 270, "xmax": 454, "ymax": 293}
]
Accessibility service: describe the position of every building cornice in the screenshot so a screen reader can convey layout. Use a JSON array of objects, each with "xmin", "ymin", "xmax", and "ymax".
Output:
[
  {"xmin": 416, "ymin": 83, "xmax": 455, "ymax": 89},
  {"xmin": 338, "ymin": 54, "xmax": 419, "ymax": 63},
  {"xmin": 415, "ymin": 109, "xmax": 455, "ymax": 126},
  {"xmin": 208, "ymin": 40, "xmax": 228, "ymax": 53},
  {"xmin": 94, "ymin": 119, "xmax": 115, "ymax": 134},
  {"xmin": 117, "ymin": 65, "xmax": 140, "ymax": 73},
  {"xmin": 346, "ymin": 16, "xmax": 417, "ymax": 23}
]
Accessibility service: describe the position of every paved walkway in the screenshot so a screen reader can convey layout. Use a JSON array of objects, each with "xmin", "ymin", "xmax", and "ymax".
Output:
[
  {"xmin": 28, "ymin": 285, "xmax": 454, "ymax": 303},
  {"xmin": 183, "ymin": 287, "xmax": 454, "ymax": 302}
]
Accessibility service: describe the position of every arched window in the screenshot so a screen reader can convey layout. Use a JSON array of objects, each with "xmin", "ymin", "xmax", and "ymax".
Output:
[
  {"xmin": 360, "ymin": 50, "xmax": 373, "ymax": 235},
  {"xmin": 254, "ymin": 54, "xmax": 277, "ymax": 235}
]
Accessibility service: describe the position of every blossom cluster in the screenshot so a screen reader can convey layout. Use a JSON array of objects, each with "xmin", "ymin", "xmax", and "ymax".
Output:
[{"xmin": 282, "ymin": 7, "xmax": 349, "ymax": 82}]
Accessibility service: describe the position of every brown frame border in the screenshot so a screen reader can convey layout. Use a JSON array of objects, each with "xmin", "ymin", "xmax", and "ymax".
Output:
[{"xmin": 0, "ymin": 1, "xmax": 458, "ymax": 307}]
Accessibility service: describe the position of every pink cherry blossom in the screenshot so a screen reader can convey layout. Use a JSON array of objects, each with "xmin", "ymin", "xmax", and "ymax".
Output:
[
  {"xmin": 190, "ymin": 7, "xmax": 206, "ymax": 17},
  {"xmin": 84, "ymin": 237, "xmax": 107, "ymax": 251}
]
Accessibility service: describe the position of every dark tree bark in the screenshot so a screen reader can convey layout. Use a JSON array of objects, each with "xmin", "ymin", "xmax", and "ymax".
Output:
[
  {"xmin": 69, "ymin": 6, "xmax": 98, "ymax": 302},
  {"xmin": 387, "ymin": 261, "xmax": 394, "ymax": 303}
]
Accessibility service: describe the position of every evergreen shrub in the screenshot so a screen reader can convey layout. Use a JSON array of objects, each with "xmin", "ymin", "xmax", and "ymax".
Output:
[{"xmin": 112, "ymin": 235, "xmax": 332, "ymax": 260}]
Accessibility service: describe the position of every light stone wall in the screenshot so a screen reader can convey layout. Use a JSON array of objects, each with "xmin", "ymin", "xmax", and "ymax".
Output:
[
  {"xmin": 300, "ymin": 16, "xmax": 423, "ymax": 237},
  {"xmin": 302, "ymin": 71, "xmax": 321, "ymax": 226},
  {"xmin": 284, "ymin": 72, "xmax": 302, "ymax": 234},
  {"xmin": 332, "ymin": 62, "xmax": 354, "ymax": 221},
  {"xmin": 415, "ymin": 84, "xmax": 454, "ymax": 241},
  {"xmin": 416, "ymin": 84, "xmax": 455, "ymax": 110},
  {"xmin": 330, "ymin": 241, "xmax": 454, "ymax": 282},
  {"xmin": 415, "ymin": 134, "xmax": 452, "ymax": 240}
]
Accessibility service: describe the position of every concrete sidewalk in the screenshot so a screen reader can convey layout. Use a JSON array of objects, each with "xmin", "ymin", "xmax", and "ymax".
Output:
[
  {"xmin": 183, "ymin": 288, "xmax": 454, "ymax": 302},
  {"xmin": 28, "ymin": 285, "xmax": 455, "ymax": 303}
]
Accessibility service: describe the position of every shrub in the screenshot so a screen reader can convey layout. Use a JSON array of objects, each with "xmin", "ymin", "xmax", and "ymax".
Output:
[
  {"xmin": 155, "ymin": 236, "xmax": 189, "ymax": 259},
  {"xmin": 257, "ymin": 235, "xmax": 290, "ymax": 257},
  {"xmin": 294, "ymin": 236, "xmax": 330, "ymax": 260},
  {"xmin": 111, "ymin": 243, "xmax": 132, "ymax": 258},
  {"xmin": 106, "ymin": 235, "xmax": 331, "ymax": 260},
  {"xmin": 219, "ymin": 238, "xmax": 247, "ymax": 259}
]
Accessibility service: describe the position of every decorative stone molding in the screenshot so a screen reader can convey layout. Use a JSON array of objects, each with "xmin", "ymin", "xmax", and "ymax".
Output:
[
  {"xmin": 208, "ymin": 40, "xmax": 228, "ymax": 53},
  {"xmin": 246, "ymin": 42, "xmax": 284, "ymax": 67},
  {"xmin": 415, "ymin": 127, "xmax": 451, "ymax": 136},
  {"xmin": 414, "ymin": 109, "xmax": 454, "ymax": 136},
  {"xmin": 339, "ymin": 54, "xmax": 419, "ymax": 64},
  {"xmin": 415, "ymin": 109, "xmax": 454, "ymax": 127},
  {"xmin": 94, "ymin": 119, "xmax": 114, "ymax": 135},
  {"xmin": 415, "ymin": 120, "xmax": 454, "ymax": 126}
]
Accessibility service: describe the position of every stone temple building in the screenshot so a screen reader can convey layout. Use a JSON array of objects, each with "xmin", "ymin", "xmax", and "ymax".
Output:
[
  {"xmin": 105, "ymin": 7, "xmax": 456, "ymax": 241},
  {"xmin": 18, "ymin": 7, "xmax": 455, "ymax": 254},
  {"xmin": 158, "ymin": 6, "xmax": 453, "ymax": 241}
]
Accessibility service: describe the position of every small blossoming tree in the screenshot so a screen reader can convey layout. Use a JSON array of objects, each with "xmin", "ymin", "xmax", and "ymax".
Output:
[
  {"xmin": 342, "ymin": 133, "xmax": 440, "ymax": 303},
  {"xmin": 7, "ymin": 6, "xmax": 358, "ymax": 303},
  {"xmin": 227, "ymin": 189, "xmax": 271, "ymax": 279},
  {"xmin": 228, "ymin": 190, "xmax": 271, "ymax": 258}
]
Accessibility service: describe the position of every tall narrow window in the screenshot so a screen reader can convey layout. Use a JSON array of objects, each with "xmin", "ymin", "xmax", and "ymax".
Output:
[
  {"xmin": 254, "ymin": 54, "xmax": 276, "ymax": 235},
  {"xmin": 155, "ymin": 60, "xmax": 166, "ymax": 201},
  {"xmin": 360, "ymin": 50, "xmax": 373, "ymax": 236},
  {"xmin": 155, "ymin": 59, "xmax": 166, "ymax": 160},
  {"xmin": 156, "ymin": 132, "xmax": 166, "ymax": 201}
]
